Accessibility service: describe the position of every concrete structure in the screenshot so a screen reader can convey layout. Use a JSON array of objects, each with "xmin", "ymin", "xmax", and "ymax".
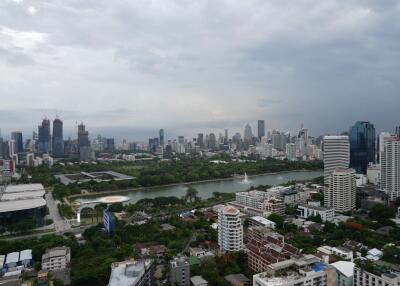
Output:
[
  {"xmin": 248, "ymin": 216, "xmax": 276, "ymax": 229},
  {"xmin": 0, "ymin": 184, "xmax": 46, "ymax": 223},
  {"xmin": 323, "ymin": 136, "xmax": 350, "ymax": 185},
  {"xmin": 366, "ymin": 164, "xmax": 380, "ymax": 185},
  {"xmin": 328, "ymin": 261, "xmax": 354, "ymax": 286},
  {"xmin": 366, "ymin": 248, "xmax": 383, "ymax": 261},
  {"xmin": 380, "ymin": 136, "xmax": 400, "ymax": 202},
  {"xmin": 353, "ymin": 266, "xmax": 400, "ymax": 286},
  {"xmin": 263, "ymin": 198, "xmax": 285, "ymax": 216},
  {"xmin": 190, "ymin": 276, "xmax": 208, "ymax": 286},
  {"xmin": 252, "ymin": 255, "xmax": 328, "ymax": 286},
  {"xmin": 325, "ymin": 168, "xmax": 356, "ymax": 212},
  {"xmin": 218, "ymin": 206, "xmax": 243, "ymax": 251},
  {"xmin": 170, "ymin": 256, "xmax": 190, "ymax": 286},
  {"xmin": 108, "ymin": 259, "xmax": 154, "ymax": 286},
  {"xmin": 225, "ymin": 274, "xmax": 249, "ymax": 286},
  {"xmin": 42, "ymin": 247, "xmax": 71, "ymax": 271},
  {"xmin": 246, "ymin": 227, "xmax": 299, "ymax": 273},
  {"xmin": 55, "ymin": 171, "xmax": 134, "ymax": 185},
  {"xmin": 297, "ymin": 203, "xmax": 335, "ymax": 222}
]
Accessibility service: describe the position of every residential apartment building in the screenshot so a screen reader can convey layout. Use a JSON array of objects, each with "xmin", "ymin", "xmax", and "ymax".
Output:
[
  {"xmin": 325, "ymin": 168, "xmax": 356, "ymax": 212},
  {"xmin": 297, "ymin": 203, "xmax": 335, "ymax": 222},
  {"xmin": 218, "ymin": 206, "xmax": 243, "ymax": 251},
  {"xmin": 253, "ymin": 255, "xmax": 329, "ymax": 286},
  {"xmin": 353, "ymin": 266, "xmax": 400, "ymax": 286},
  {"xmin": 246, "ymin": 227, "xmax": 299, "ymax": 273},
  {"xmin": 380, "ymin": 136, "xmax": 400, "ymax": 202},
  {"xmin": 108, "ymin": 259, "xmax": 154, "ymax": 286},
  {"xmin": 263, "ymin": 198, "xmax": 285, "ymax": 216},
  {"xmin": 170, "ymin": 256, "xmax": 190, "ymax": 286}
]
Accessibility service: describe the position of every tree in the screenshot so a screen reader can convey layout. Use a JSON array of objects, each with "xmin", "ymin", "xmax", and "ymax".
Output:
[
  {"xmin": 185, "ymin": 186, "xmax": 199, "ymax": 203},
  {"xmin": 369, "ymin": 204, "xmax": 395, "ymax": 223}
]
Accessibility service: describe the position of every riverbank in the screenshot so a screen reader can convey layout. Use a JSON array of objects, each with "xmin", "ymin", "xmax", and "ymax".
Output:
[{"xmin": 68, "ymin": 169, "xmax": 322, "ymax": 203}]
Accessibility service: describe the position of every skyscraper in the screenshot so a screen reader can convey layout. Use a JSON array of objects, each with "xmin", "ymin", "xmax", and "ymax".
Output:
[
  {"xmin": 159, "ymin": 129, "xmax": 164, "ymax": 148},
  {"xmin": 325, "ymin": 168, "xmax": 356, "ymax": 212},
  {"xmin": 52, "ymin": 118, "xmax": 64, "ymax": 157},
  {"xmin": 218, "ymin": 206, "xmax": 243, "ymax": 251},
  {"xmin": 197, "ymin": 133, "xmax": 204, "ymax": 149},
  {"xmin": 257, "ymin": 120, "xmax": 265, "ymax": 139},
  {"xmin": 11, "ymin": 131, "xmax": 23, "ymax": 153},
  {"xmin": 396, "ymin": 126, "xmax": 400, "ymax": 137},
  {"xmin": 349, "ymin": 121, "xmax": 376, "ymax": 174},
  {"xmin": 38, "ymin": 118, "xmax": 51, "ymax": 154},
  {"xmin": 323, "ymin": 136, "xmax": 350, "ymax": 185},
  {"xmin": 244, "ymin": 124, "xmax": 253, "ymax": 148},
  {"xmin": 381, "ymin": 136, "xmax": 400, "ymax": 202},
  {"xmin": 77, "ymin": 123, "xmax": 90, "ymax": 148},
  {"xmin": 208, "ymin": 133, "xmax": 217, "ymax": 150}
]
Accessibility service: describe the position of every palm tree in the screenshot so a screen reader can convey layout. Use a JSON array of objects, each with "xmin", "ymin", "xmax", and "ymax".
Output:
[{"xmin": 185, "ymin": 186, "xmax": 198, "ymax": 203}]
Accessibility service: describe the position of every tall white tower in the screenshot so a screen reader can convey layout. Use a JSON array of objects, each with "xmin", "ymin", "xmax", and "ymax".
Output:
[
  {"xmin": 381, "ymin": 136, "xmax": 400, "ymax": 202},
  {"xmin": 325, "ymin": 168, "xmax": 356, "ymax": 212},
  {"xmin": 323, "ymin": 136, "xmax": 350, "ymax": 185},
  {"xmin": 218, "ymin": 206, "xmax": 243, "ymax": 251}
]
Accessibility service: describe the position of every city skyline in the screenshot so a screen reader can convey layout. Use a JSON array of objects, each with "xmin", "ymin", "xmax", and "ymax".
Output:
[{"xmin": 1, "ymin": 1, "xmax": 400, "ymax": 138}]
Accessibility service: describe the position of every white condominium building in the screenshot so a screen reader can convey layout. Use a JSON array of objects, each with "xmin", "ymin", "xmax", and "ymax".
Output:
[
  {"xmin": 353, "ymin": 266, "xmax": 400, "ymax": 286},
  {"xmin": 325, "ymin": 168, "xmax": 356, "ymax": 212},
  {"xmin": 380, "ymin": 136, "xmax": 400, "ymax": 202},
  {"xmin": 218, "ymin": 206, "xmax": 243, "ymax": 251},
  {"xmin": 323, "ymin": 136, "xmax": 350, "ymax": 185}
]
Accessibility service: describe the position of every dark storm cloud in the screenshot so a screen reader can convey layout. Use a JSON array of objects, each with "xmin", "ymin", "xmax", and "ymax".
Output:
[{"xmin": 0, "ymin": 0, "xmax": 400, "ymax": 140}]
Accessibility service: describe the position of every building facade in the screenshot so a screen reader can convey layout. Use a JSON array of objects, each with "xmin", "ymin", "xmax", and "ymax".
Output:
[
  {"xmin": 52, "ymin": 118, "xmax": 64, "ymax": 157},
  {"xmin": 41, "ymin": 247, "xmax": 71, "ymax": 271},
  {"xmin": 323, "ymin": 136, "xmax": 350, "ymax": 185},
  {"xmin": 380, "ymin": 136, "xmax": 400, "ymax": 202},
  {"xmin": 325, "ymin": 168, "xmax": 356, "ymax": 212},
  {"xmin": 349, "ymin": 121, "xmax": 376, "ymax": 174},
  {"xmin": 38, "ymin": 118, "xmax": 51, "ymax": 154},
  {"xmin": 218, "ymin": 206, "xmax": 243, "ymax": 251},
  {"xmin": 170, "ymin": 256, "xmax": 190, "ymax": 286}
]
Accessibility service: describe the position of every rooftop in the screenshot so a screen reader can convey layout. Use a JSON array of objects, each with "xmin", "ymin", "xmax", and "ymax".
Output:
[
  {"xmin": 223, "ymin": 206, "xmax": 239, "ymax": 215},
  {"xmin": 0, "ymin": 198, "xmax": 46, "ymax": 213},
  {"xmin": 191, "ymin": 275, "xmax": 208, "ymax": 286},
  {"xmin": 4, "ymin": 184, "xmax": 44, "ymax": 193},
  {"xmin": 330, "ymin": 261, "xmax": 354, "ymax": 278},
  {"xmin": 109, "ymin": 260, "xmax": 152, "ymax": 286}
]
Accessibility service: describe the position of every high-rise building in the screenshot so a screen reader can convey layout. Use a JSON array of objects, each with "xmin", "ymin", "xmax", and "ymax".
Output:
[
  {"xmin": 244, "ymin": 124, "xmax": 254, "ymax": 148},
  {"xmin": 197, "ymin": 133, "xmax": 204, "ymax": 149},
  {"xmin": 11, "ymin": 132, "xmax": 23, "ymax": 153},
  {"xmin": 208, "ymin": 133, "xmax": 217, "ymax": 150},
  {"xmin": 349, "ymin": 121, "xmax": 376, "ymax": 174},
  {"xmin": 38, "ymin": 118, "xmax": 51, "ymax": 154},
  {"xmin": 378, "ymin": 132, "xmax": 391, "ymax": 163},
  {"xmin": 257, "ymin": 120, "xmax": 265, "ymax": 139},
  {"xmin": 170, "ymin": 256, "xmax": 190, "ymax": 286},
  {"xmin": 381, "ymin": 136, "xmax": 400, "ymax": 202},
  {"xmin": 77, "ymin": 123, "xmax": 90, "ymax": 148},
  {"xmin": 105, "ymin": 138, "xmax": 115, "ymax": 153},
  {"xmin": 396, "ymin": 126, "xmax": 400, "ymax": 137},
  {"xmin": 52, "ymin": 118, "xmax": 64, "ymax": 157},
  {"xmin": 325, "ymin": 168, "xmax": 356, "ymax": 212},
  {"xmin": 323, "ymin": 136, "xmax": 350, "ymax": 185},
  {"xmin": 218, "ymin": 206, "xmax": 243, "ymax": 251},
  {"xmin": 159, "ymin": 129, "xmax": 164, "ymax": 148}
]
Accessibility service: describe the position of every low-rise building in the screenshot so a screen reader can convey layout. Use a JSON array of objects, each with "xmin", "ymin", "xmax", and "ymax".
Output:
[
  {"xmin": 248, "ymin": 216, "xmax": 276, "ymax": 229},
  {"xmin": 246, "ymin": 228, "xmax": 299, "ymax": 273},
  {"xmin": 108, "ymin": 259, "xmax": 154, "ymax": 286},
  {"xmin": 224, "ymin": 274, "xmax": 249, "ymax": 286},
  {"xmin": 297, "ymin": 203, "xmax": 335, "ymax": 222},
  {"xmin": 353, "ymin": 264, "xmax": 400, "ymax": 286},
  {"xmin": 329, "ymin": 261, "xmax": 354, "ymax": 286},
  {"xmin": 253, "ymin": 255, "xmax": 329, "ymax": 286},
  {"xmin": 41, "ymin": 247, "xmax": 71, "ymax": 271},
  {"xmin": 170, "ymin": 256, "xmax": 190, "ymax": 286},
  {"xmin": 263, "ymin": 198, "xmax": 285, "ymax": 216},
  {"xmin": 366, "ymin": 248, "xmax": 383, "ymax": 261}
]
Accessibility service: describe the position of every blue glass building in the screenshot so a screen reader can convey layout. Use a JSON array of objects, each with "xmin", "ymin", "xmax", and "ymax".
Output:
[{"xmin": 349, "ymin": 121, "xmax": 376, "ymax": 174}]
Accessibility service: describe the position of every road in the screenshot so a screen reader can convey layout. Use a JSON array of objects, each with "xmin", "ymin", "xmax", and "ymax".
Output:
[
  {"xmin": 0, "ymin": 225, "xmax": 92, "ymax": 241},
  {"xmin": 46, "ymin": 192, "xmax": 71, "ymax": 233}
]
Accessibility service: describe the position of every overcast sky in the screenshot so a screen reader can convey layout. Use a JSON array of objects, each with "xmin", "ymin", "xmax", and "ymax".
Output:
[{"xmin": 1, "ymin": 0, "xmax": 399, "ymax": 141}]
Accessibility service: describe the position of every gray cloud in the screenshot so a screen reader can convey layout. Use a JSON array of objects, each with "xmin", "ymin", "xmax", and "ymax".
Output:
[{"xmin": 0, "ymin": 0, "xmax": 399, "ymax": 140}]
